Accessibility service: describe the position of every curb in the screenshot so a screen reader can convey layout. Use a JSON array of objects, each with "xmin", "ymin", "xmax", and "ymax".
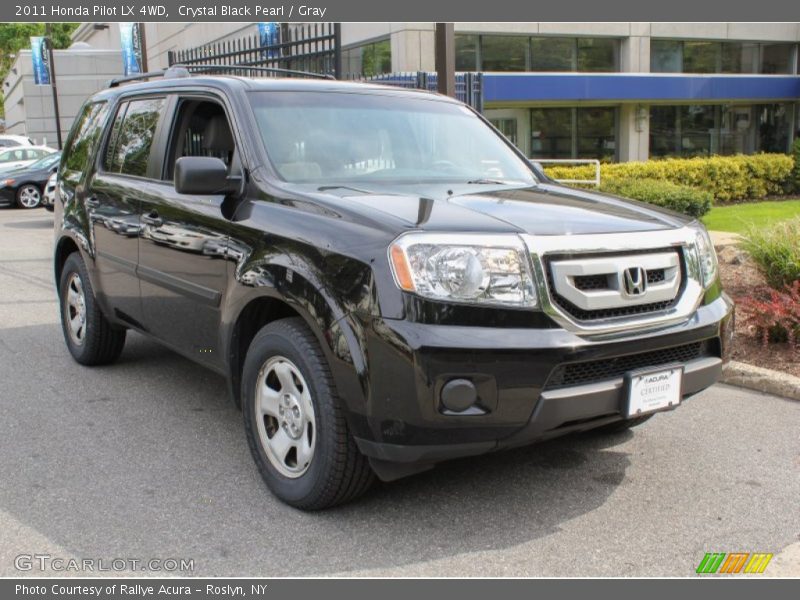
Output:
[{"xmin": 720, "ymin": 360, "xmax": 800, "ymax": 401}]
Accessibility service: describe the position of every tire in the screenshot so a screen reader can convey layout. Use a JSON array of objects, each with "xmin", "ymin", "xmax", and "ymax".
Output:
[
  {"xmin": 590, "ymin": 413, "xmax": 654, "ymax": 435},
  {"xmin": 242, "ymin": 317, "xmax": 375, "ymax": 510},
  {"xmin": 58, "ymin": 252, "xmax": 126, "ymax": 365},
  {"xmin": 16, "ymin": 184, "xmax": 41, "ymax": 209}
]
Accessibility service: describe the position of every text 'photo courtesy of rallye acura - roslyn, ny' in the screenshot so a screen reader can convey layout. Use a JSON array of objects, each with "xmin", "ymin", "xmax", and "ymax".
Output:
[{"xmin": 51, "ymin": 65, "xmax": 733, "ymax": 510}]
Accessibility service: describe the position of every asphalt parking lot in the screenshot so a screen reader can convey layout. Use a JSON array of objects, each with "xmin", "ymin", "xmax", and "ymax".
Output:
[{"xmin": 0, "ymin": 208, "xmax": 798, "ymax": 577}]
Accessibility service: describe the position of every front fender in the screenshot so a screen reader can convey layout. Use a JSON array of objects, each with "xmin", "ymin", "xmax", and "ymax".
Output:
[{"xmin": 221, "ymin": 250, "xmax": 376, "ymax": 440}]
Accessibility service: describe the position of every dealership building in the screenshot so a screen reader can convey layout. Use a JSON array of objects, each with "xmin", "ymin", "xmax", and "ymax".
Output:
[{"xmin": 29, "ymin": 23, "xmax": 800, "ymax": 161}]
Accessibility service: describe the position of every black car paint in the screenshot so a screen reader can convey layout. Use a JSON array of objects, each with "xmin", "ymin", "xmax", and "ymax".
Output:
[
  {"xmin": 0, "ymin": 154, "xmax": 60, "ymax": 206},
  {"xmin": 54, "ymin": 77, "xmax": 732, "ymax": 477}
]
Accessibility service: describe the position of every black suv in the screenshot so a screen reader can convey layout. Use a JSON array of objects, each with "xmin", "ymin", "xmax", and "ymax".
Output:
[{"xmin": 54, "ymin": 67, "xmax": 733, "ymax": 509}]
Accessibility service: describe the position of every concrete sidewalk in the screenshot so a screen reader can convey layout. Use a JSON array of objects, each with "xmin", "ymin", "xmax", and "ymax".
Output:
[{"xmin": 709, "ymin": 230, "xmax": 741, "ymax": 248}]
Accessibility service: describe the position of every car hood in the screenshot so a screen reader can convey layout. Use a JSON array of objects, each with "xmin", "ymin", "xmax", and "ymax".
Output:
[{"xmin": 301, "ymin": 182, "xmax": 690, "ymax": 236}]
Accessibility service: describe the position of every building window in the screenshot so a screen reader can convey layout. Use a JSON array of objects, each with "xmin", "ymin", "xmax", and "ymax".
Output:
[
  {"xmin": 342, "ymin": 39, "xmax": 391, "ymax": 77},
  {"xmin": 530, "ymin": 107, "xmax": 617, "ymax": 160},
  {"xmin": 489, "ymin": 118, "xmax": 518, "ymax": 146},
  {"xmin": 577, "ymin": 38, "xmax": 619, "ymax": 72},
  {"xmin": 530, "ymin": 37, "xmax": 574, "ymax": 71},
  {"xmin": 455, "ymin": 34, "xmax": 478, "ymax": 70},
  {"xmin": 682, "ymin": 42, "xmax": 720, "ymax": 73},
  {"xmin": 651, "ymin": 40, "xmax": 797, "ymax": 74},
  {"xmin": 650, "ymin": 40, "xmax": 683, "ymax": 72},
  {"xmin": 456, "ymin": 34, "xmax": 620, "ymax": 73},
  {"xmin": 761, "ymin": 43, "xmax": 795, "ymax": 74},
  {"xmin": 650, "ymin": 103, "xmax": 794, "ymax": 158},
  {"xmin": 481, "ymin": 36, "xmax": 528, "ymax": 71}
]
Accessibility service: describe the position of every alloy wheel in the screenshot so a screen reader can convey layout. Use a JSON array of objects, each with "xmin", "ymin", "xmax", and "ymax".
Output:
[{"xmin": 18, "ymin": 185, "xmax": 41, "ymax": 209}]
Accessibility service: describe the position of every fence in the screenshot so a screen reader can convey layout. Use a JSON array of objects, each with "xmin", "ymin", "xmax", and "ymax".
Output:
[
  {"xmin": 167, "ymin": 29, "xmax": 484, "ymax": 112},
  {"xmin": 168, "ymin": 23, "xmax": 341, "ymax": 78},
  {"xmin": 355, "ymin": 72, "xmax": 484, "ymax": 111}
]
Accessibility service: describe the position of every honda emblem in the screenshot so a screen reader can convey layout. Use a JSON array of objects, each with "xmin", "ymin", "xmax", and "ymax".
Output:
[{"xmin": 623, "ymin": 267, "xmax": 647, "ymax": 296}]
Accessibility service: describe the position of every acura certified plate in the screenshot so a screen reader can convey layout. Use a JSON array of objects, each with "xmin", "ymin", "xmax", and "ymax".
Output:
[{"xmin": 625, "ymin": 366, "xmax": 683, "ymax": 418}]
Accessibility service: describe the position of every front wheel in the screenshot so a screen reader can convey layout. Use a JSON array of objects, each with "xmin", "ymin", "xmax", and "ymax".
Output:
[
  {"xmin": 17, "ymin": 185, "xmax": 41, "ymax": 209},
  {"xmin": 242, "ymin": 318, "xmax": 374, "ymax": 510},
  {"xmin": 58, "ymin": 252, "xmax": 126, "ymax": 365}
]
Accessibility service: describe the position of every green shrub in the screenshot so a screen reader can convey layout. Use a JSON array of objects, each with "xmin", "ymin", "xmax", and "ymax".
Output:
[
  {"xmin": 544, "ymin": 153, "xmax": 794, "ymax": 202},
  {"xmin": 739, "ymin": 216, "xmax": 800, "ymax": 288},
  {"xmin": 599, "ymin": 178, "xmax": 712, "ymax": 218}
]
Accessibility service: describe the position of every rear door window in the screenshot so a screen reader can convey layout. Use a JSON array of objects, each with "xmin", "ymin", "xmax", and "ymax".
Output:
[{"xmin": 104, "ymin": 97, "xmax": 166, "ymax": 178}]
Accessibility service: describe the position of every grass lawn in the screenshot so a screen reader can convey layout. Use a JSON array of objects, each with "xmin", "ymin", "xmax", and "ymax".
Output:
[{"xmin": 702, "ymin": 199, "xmax": 800, "ymax": 234}]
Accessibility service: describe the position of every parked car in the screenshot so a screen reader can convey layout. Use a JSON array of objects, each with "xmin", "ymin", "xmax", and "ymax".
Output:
[
  {"xmin": 53, "ymin": 68, "xmax": 733, "ymax": 510},
  {"xmin": 0, "ymin": 146, "xmax": 56, "ymax": 172},
  {"xmin": 0, "ymin": 134, "xmax": 35, "ymax": 148},
  {"xmin": 43, "ymin": 172, "xmax": 58, "ymax": 212},
  {"xmin": 0, "ymin": 151, "xmax": 61, "ymax": 209}
]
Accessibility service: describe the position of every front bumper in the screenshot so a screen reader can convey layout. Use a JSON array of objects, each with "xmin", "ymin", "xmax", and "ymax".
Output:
[
  {"xmin": 351, "ymin": 293, "xmax": 734, "ymax": 471},
  {"xmin": 0, "ymin": 187, "xmax": 15, "ymax": 206}
]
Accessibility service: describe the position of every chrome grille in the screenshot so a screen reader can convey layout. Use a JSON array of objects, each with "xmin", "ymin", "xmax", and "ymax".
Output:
[{"xmin": 545, "ymin": 248, "xmax": 684, "ymax": 322}]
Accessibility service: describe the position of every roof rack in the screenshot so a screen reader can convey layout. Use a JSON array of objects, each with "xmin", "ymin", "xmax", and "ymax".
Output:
[
  {"xmin": 107, "ymin": 64, "xmax": 335, "ymax": 88},
  {"xmin": 107, "ymin": 69, "xmax": 168, "ymax": 88}
]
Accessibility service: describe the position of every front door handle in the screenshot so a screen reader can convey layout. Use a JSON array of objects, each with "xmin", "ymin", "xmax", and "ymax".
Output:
[
  {"xmin": 142, "ymin": 211, "xmax": 163, "ymax": 227},
  {"xmin": 85, "ymin": 196, "xmax": 100, "ymax": 208}
]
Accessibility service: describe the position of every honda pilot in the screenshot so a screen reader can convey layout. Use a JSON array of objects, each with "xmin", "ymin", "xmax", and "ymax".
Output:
[{"xmin": 53, "ymin": 67, "xmax": 734, "ymax": 509}]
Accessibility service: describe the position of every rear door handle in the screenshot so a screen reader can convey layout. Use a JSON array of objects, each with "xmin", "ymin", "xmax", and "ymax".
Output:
[
  {"xmin": 142, "ymin": 211, "xmax": 163, "ymax": 227},
  {"xmin": 85, "ymin": 196, "xmax": 100, "ymax": 208}
]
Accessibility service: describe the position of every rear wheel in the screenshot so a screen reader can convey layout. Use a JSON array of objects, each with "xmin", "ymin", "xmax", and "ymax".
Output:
[
  {"xmin": 16, "ymin": 185, "xmax": 41, "ymax": 209},
  {"xmin": 242, "ymin": 317, "xmax": 375, "ymax": 510},
  {"xmin": 58, "ymin": 252, "xmax": 126, "ymax": 365}
]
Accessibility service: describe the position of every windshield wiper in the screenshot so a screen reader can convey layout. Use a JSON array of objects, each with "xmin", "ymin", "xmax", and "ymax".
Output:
[
  {"xmin": 317, "ymin": 185, "xmax": 378, "ymax": 195},
  {"xmin": 466, "ymin": 178, "xmax": 508, "ymax": 185}
]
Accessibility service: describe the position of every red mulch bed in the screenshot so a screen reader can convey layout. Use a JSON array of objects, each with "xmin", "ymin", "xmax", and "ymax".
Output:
[{"xmin": 717, "ymin": 246, "xmax": 800, "ymax": 378}]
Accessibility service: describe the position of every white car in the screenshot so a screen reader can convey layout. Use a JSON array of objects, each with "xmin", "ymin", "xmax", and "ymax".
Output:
[
  {"xmin": 43, "ymin": 172, "xmax": 58, "ymax": 212},
  {"xmin": 0, "ymin": 146, "xmax": 57, "ymax": 171},
  {"xmin": 0, "ymin": 134, "xmax": 35, "ymax": 148}
]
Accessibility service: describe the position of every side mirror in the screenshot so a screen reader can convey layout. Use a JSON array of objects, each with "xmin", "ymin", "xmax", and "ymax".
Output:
[{"xmin": 174, "ymin": 156, "xmax": 241, "ymax": 195}]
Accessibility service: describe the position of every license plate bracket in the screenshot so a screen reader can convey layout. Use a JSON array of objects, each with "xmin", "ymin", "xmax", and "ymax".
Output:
[{"xmin": 624, "ymin": 365, "xmax": 683, "ymax": 418}]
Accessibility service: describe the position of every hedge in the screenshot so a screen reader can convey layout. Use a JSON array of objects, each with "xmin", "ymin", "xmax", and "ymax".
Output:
[
  {"xmin": 599, "ymin": 178, "xmax": 713, "ymax": 218},
  {"xmin": 543, "ymin": 153, "xmax": 794, "ymax": 202}
]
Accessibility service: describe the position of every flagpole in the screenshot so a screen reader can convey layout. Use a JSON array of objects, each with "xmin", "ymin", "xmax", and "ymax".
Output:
[{"xmin": 44, "ymin": 23, "xmax": 63, "ymax": 150}]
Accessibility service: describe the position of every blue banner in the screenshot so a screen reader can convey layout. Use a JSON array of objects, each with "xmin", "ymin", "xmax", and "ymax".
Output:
[
  {"xmin": 119, "ymin": 23, "xmax": 143, "ymax": 76},
  {"xmin": 30, "ymin": 36, "xmax": 51, "ymax": 85},
  {"xmin": 258, "ymin": 22, "xmax": 280, "ymax": 58}
]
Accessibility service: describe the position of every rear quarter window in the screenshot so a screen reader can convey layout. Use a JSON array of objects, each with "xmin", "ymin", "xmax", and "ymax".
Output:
[{"xmin": 62, "ymin": 101, "xmax": 109, "ymax": 173}]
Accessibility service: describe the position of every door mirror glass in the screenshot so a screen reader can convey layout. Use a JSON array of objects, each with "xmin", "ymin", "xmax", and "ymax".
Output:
[{"xmin": 174, "ymin": 156, "xmax": 240, "ymax": 195}]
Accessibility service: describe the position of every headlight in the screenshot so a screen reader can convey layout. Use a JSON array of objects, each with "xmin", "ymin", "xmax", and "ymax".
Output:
[
  {"xmin": 689, "ymin": 221, "xmax": 718, "ymax": 288},
  {"xmin": 389, "ymin": 233, "xmax": 537, "ymax": 307}
]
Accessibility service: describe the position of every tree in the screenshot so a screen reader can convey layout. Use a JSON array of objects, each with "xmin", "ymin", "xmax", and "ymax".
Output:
[{"xmin": 0, "ymin": 23, "xmax": 78, "ymax": 118}]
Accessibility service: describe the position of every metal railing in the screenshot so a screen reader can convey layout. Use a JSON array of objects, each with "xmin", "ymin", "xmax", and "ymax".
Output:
[
  {"xmin": 168, "ymin": 23, "xmax": 342, "ymax": 79},
  {"xmin": 533, "ymin": 158, "xmax": 601, "ymax": 187},
  {"xmin": 353, "ymin": 71, "xmax": 484, "ymax": 111}
]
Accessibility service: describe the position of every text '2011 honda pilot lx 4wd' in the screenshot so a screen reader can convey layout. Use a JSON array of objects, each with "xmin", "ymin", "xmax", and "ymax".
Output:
[{"xmin": 53, "ymin": 67, "xmax": 733, "ymax": 509}]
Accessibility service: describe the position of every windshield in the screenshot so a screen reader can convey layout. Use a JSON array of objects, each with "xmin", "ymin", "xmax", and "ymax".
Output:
[{"xmin": 249, "ymin": 91, "xmax": 537, "ymax": 185}]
